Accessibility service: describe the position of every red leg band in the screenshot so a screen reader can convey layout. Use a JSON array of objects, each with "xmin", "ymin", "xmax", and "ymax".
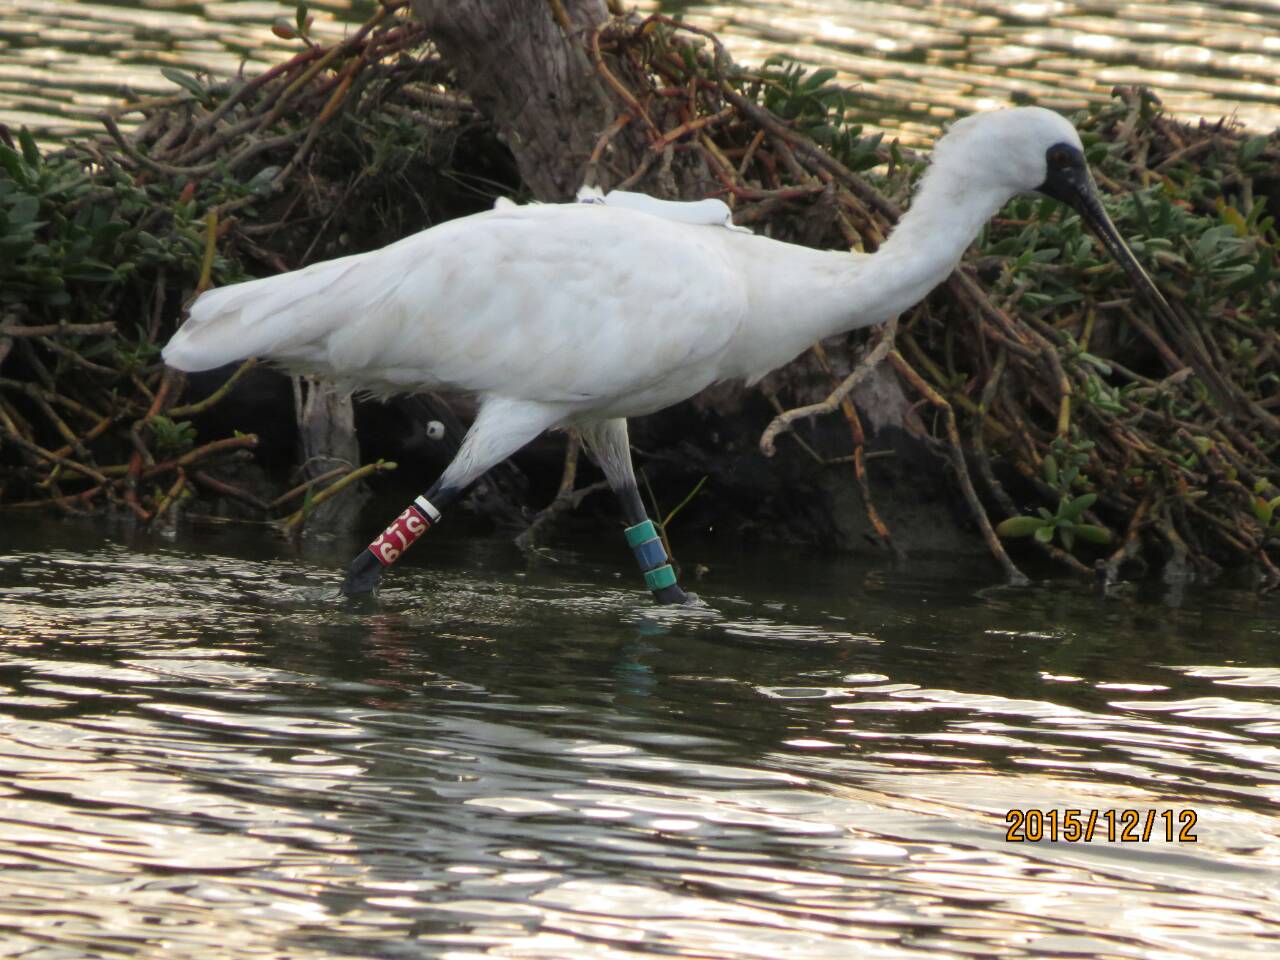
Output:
[{"xmin": 368, "ymin": 506, "xmax": 432, "ymax": 567}]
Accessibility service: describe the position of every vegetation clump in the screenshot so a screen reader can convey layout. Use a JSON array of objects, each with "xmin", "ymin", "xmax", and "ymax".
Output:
[
  {"xmin": 0, "ymin": 1, "xmax": 506, "ymax": 527},
  {"xmin": 585, "ymin": 19, "xmax": 1279, "ymax": 588},
  {"xmin": 0, "ymin": 3, "xmax": 1276, "ymax": 589}
]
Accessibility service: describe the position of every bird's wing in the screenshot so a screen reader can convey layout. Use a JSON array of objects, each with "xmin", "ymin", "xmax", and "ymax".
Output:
[
  {"xmin": 164, "ymin": 204, "xmax": 751, "ymax": 408},
  {"xmin": 396, "ymin": 204, "xmax": 752, "ymax": 404},
  {"xmin": 163, "ymin": 248, "xmax": 390, "ymax": 372}
]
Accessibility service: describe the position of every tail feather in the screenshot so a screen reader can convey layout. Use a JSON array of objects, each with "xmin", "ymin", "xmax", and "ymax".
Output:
[{"xmin": 162, "ymin": 252, "xmax": 369, "ymax": 372}]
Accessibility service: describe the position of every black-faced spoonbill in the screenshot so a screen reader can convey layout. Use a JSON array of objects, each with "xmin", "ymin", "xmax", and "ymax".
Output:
[{"xmin": 162, "ymin": 106, "xmax": 1174, "ymax": 604}]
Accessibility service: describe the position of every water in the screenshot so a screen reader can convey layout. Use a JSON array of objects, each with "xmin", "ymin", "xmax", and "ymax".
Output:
[
  {"xmin": 3, "ymin": 0, "xmax": 1280, "ymax": 146},
  {"xmin": 3, "ymin": 516, "xmax": 1280, "ymax": 957}
]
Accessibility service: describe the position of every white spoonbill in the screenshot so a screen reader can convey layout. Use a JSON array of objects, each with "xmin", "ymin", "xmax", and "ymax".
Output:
[{"xmin": 162, "ymin": 106, "xmax": 1173, "ymax": 604}]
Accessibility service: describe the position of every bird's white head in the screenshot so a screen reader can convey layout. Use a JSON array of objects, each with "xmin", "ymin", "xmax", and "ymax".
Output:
[
  {"xmin": 929, "ymin": 106, "xmax": 1086, "ymax": 199},
  {"xmin": 921, "ymin": 105, "xmax": 1177, "ymax": 344}
]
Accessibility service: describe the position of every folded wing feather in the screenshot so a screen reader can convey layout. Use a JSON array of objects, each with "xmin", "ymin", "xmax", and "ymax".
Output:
[{"xmin": 162, "ymin": 199, "xmax": 751, "ymax": 411}]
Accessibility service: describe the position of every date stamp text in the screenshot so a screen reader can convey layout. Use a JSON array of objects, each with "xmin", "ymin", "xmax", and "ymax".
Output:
[{"xmin": 1004, "ymin": 808, "xmax": 1198, "ymax": 843}]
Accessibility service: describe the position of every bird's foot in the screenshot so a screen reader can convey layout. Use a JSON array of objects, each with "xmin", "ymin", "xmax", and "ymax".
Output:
[
  {"xmin": 652, "ymin": 582, "xmax": 692, "ymax": 605},
  {"xmin": 341, "ymin": 549, "xmax": 384, "ymax": 598}
]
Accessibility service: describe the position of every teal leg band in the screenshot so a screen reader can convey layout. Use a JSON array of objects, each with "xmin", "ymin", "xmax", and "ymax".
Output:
[
  {"xmin": 643, "ymin": 564, "xmax": 678, "ymax": 591},
  {"xmin": 624, "ymin": 520, "xmax": 682, "ymax": 598},
  {"xmin": 625, "ymin": 519, "xmax": 658, "ymax": 549}
]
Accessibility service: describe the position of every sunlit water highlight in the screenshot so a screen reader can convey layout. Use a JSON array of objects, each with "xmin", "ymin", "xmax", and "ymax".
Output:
[
  {"xmin": 3, "ymin": 0, "xmax": 1280, "ymax": 146},
  {"xmin": 2, "ymin": 516, "xmax": 1279, "ymax": 958}
]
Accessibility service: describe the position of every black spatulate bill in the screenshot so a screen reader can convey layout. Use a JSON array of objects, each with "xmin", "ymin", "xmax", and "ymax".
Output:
[{"xmin": 1037, "ymin": 142, "xmax": 1181, "ymax": 330}]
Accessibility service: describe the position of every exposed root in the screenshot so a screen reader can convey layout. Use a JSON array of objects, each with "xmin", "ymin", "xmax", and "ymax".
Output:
[
  {"xmin": 759, "ymin": 317, "xmax": 898, "ymax": 457},
  {"xmin": 514, "ymin": 432, "xmax": 611, "ymax": 554}
]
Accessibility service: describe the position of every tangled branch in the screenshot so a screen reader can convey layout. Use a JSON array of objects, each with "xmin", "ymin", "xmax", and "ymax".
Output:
[
  {"xmin": 0, "ymin": 2, "xmax": 457, "ymax": 531},
  {"xmin": 588, "ymin": 17, "xmax": 1279, "ymax": 588}
]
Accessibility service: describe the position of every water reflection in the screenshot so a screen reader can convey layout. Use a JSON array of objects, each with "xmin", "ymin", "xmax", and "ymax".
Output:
[
  {"xmin": 2, "ymin": 0, "xmax": 1279, "ymax": 146},
  {"xmin": 0, "ymin": 0, "xmax": 358, "ymax": 140},
  {"xmin": 658, "ymin": 0, "xmax": 1280, "ymax": 140},
  {"xmin": 2, "ymin": 517, "xmax": 1279, "ymax": 956}
]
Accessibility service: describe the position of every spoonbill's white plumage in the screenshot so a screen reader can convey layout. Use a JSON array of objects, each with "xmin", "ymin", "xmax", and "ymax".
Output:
[{"xmin": 162, "ymin": 106, "xmax": 1171, "ymax": 603}]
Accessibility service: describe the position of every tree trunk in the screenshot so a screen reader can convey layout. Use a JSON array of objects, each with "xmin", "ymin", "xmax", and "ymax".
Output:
[
  {"xmin": 294, "ymin": 376, "xmax": 368, "ymax": 534},
  {"xmin": 413, "ymin": 0, "xmax": 622, "ymax": 200}
]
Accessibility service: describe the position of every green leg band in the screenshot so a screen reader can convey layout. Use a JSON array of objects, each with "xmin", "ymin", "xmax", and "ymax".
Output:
[
  {"xmin": 643, "ymin": 564, "xmax": 678, "ymax": 592},
  {"xmin": 625, "ymin": 519, "xmax": 658, "ymax": 549}
]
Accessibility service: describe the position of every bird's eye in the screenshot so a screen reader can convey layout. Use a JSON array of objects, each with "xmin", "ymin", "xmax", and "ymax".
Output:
[{"xmin": 1048, "ymin": 145, "xmax": 1077, "ymax": 169}]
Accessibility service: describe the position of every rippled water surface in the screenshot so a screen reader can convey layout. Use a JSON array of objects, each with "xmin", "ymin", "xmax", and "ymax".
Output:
[
  {"xmin": 3, "ymin": 0, "xmax": 1280, "ymax": 145},
  {"xmin": 2, "ymin": 516, "xmax": 1280, "ymax": 958}
]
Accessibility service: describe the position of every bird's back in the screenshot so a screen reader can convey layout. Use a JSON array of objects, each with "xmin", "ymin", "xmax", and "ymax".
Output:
[{"xmin": 164, "ymin": 202, "xmax": 752, "ymax": 414}]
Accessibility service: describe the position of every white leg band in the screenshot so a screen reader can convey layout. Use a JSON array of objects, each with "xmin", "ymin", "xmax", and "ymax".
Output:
[{"xmin": 414, "ymin": 496, "xmax": 442, "ymax": 523}]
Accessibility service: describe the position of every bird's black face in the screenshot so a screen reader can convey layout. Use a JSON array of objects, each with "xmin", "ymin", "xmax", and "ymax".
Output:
[
  {"xmin": 1036, "ymin": 142, "xmax": 1090, "ymax": 208},
  {"xmin": 1035, "ymin": 141, "xmax": 1176, "ymax": 322}
]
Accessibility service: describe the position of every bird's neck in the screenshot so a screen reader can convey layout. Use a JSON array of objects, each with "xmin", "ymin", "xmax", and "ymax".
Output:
[
  {"xmin": 870, "ymin": 165, "xmax": 1011, "ymax": 314},
  {"xmin": 730, "ymin": 165, "xmax": 1014, "ymax": 383},
  {"xmin": 786, "ymin": 166, "xmax": 1013, "ymax": 345}
]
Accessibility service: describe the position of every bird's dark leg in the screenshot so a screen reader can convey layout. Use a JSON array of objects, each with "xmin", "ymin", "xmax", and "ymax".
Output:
[
  {"xmin": 615, "ymin": 481, "xmax": 690, "ymax": 605},
  {"xmin": 580, "ymin": 419, "xmax": 690, "ymax": 605},
  {"xmin": 340, "ymin": 481, "xmax": 460, "ymax": 597},
  {"xmin": 340, "ymin": 396, "xmax": 565, "ymax": 599}
]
